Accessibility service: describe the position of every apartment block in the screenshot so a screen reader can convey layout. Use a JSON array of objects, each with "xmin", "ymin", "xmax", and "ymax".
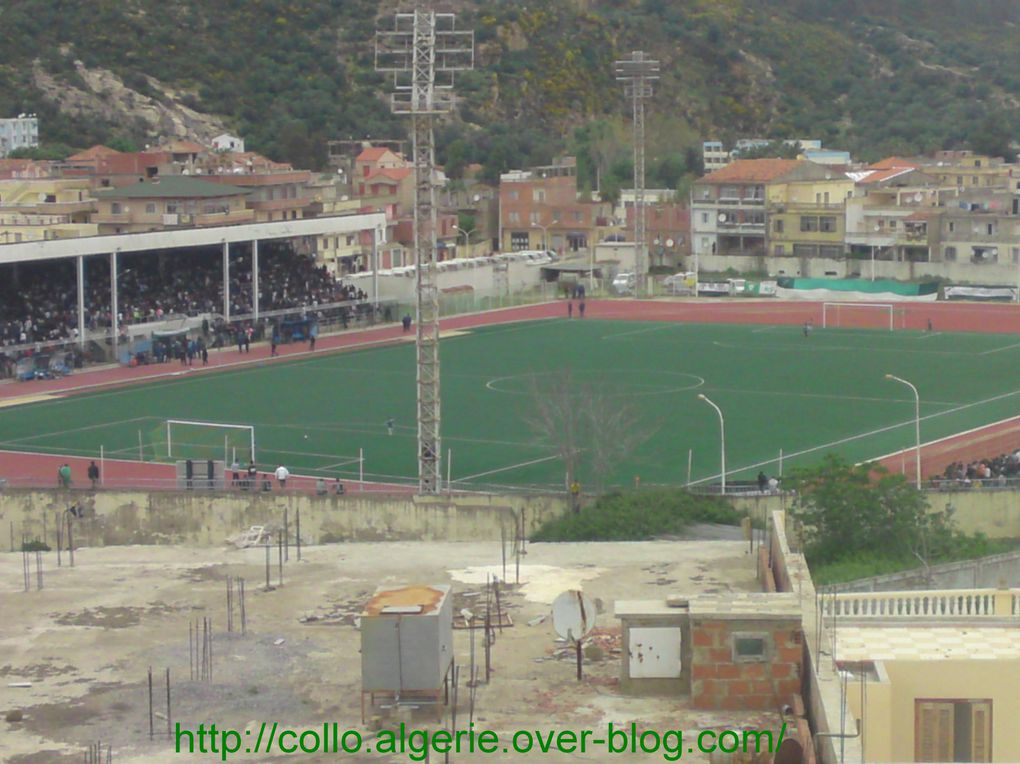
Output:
[
  {"xmin": 0, "ymin": 115, "xmax": 39, "ymax": 157},
  {"xmin": 499, "ymin": 157, "xmax": 609, "ymax": 254},
  {"xmin": 93, "ymin": 176, "xmax": 254, "ymax": 234}
]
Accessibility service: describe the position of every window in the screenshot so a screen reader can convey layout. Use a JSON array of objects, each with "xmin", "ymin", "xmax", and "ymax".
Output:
[
  {"xmin": 573, "ymin": 211, "xmax": 584, "ymax": 223},
  {"xmin": 1013, "ymin": 248, "xmax": 1020, "ymax": 264},
  {"xmin": 510, "ymin": 231, "xmax": 529, "ymax": 251},
  {"xmin": 731, "ymin": 633, "xmax": 769, "ymax": 663},
  {"xmin": 532, "ymin": 189, "xmax": 545, "ymax": 203},
  {"xmin": 987, "ymin": 223, "xmax": 995, "ymax": 236},
  {"xmin": 800, "ymin": 216, "xmax": 819, "ymax": 232},
  {"xmin": 111, "ymin": 202, "xmax": 122, "ymax": 214},
  {"xmin": 915, "ymin": 700, "xmax": 991, "ymax": 762},
  {"xmin": 508, "ymin": 212, "xmax": 520, "ymax": 224},
  {"xmin": 530, "ymin": 211, "xmax": 541, "ymax": 225},
  {"xmin": 819, "ymin": 216, "xmax": 837, "ymax": 233},
  {"xmin": 774, "ymin": 245, "xmax": 785, "ymax": 256},
  {"xmin": 146, "ymin": 203, "xmax": 156, "ymax": 214},
  {"xmin": 945, "ymin": 246, "xmax": 957, "ymax": 261},
  {"xmin": 888, "ymin": 220, "xmax": 897, "ymax": 230},
  {"xmin": 508, "ymin": 190, "xmax": 519, "ymax": 201},
  {"xmin": 957, "ymin": 175, "xmax": 963, "ymax": 185},
  {"xmin": 793, "ymin": 244, "xmax": 818, "ymax": 257},
  {"xmin": 166, "ymin": 202, "xmax": 179, "ymax": 214},
  {"xmin": 701, "ymin": 212, "xmax": 709, "ymax": 224},
  {"xmin": 774, "ymin": 219, "xmax": 784, "ymax": 233},
  {"xmin": 949, "ymin": 221, "xmax": 956, "ymax": 233},
  {"xmin": 819, "ymin": 245, "xmax": 843, "ymax": 258}
]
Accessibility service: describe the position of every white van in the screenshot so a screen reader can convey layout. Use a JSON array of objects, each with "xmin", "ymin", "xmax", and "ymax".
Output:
[{"xmin": 611, "ymin": 272, "xmax": 636, "ymax": 295}]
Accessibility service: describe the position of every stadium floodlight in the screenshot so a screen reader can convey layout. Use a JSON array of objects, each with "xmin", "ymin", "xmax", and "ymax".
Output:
[
  {"xmin": 884, "ymin": 374, "xmax": 921, "ymax": 488},
  {"xmin": 697, "ymin": 393, "xmax": 726, "ymax": 495}
]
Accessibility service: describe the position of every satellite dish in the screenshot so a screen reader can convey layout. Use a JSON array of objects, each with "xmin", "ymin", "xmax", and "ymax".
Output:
[
  {"xmin": 717, "ymin": 213, "xmax": 727, "ymax": 222},
  {"xmin": 914, "ymin": 192, "xmax": 923, "ymax": 202},
  {"xmin": 773, "ymin": 738, "xmax": 804, "ymax": 764},
  {"xmin": 665, "ymin": 238, "xmax": 675, "ymax": 248},
  {"xmin": 552, "ymin": 590, "xmax": 596, "ymax": 642},
  {"xmin": 472, "ymin": 193, "xmax": 481, "ymax": 203}
]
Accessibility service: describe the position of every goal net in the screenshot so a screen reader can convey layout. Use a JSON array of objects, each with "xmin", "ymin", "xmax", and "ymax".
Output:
[
  {"xmin": 152, "ymin": 420, "xmax": 256, "ymax": 464},
  {"xmin": 821, "ymin": 302, "xmax": 901, "ymax": 331}
]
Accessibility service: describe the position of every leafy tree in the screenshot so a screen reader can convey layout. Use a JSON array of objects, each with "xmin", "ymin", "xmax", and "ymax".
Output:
[
  {"xmin": 787, "ymin": 454, "xmax": 953, "ymax": 568},
  {"xmin": 7, "ymin": 144, "xmax": 74, "ymax": 160}
]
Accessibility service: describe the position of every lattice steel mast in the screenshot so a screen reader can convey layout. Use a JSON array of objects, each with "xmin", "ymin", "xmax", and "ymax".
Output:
[
  {"xmin": 377, "ymin": 3, "xmax": 473, "ymax": 493},
  {"xmin": 615, "ymin": 51, "xmax": 660, "ymax": 298}
]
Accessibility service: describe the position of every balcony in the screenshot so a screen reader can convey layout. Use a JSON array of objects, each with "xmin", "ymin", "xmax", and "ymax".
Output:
[
  {"xmin": 718, "ymin": 220, "xmax": 765, "ymax": 232},
  {"xmin": 820, "ymin": 588, "xmax": 1020, "ymax": 621}
]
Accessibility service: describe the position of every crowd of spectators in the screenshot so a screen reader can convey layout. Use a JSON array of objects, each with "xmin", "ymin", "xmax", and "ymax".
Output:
[
  {"xmin": 0, "ymin": 243, "xmax": 366, "ymax": 351},
  {"xmin": 0, "ymin": 244, "xmax": 371, "ymax": 378},
  {"xmin": 936, "ymin": 453, "xmax": 1020, "ymax": 488}
]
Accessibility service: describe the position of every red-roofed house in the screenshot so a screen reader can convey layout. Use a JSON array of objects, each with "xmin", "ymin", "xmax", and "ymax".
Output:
[{"xmin": 692, "ymin": 159, "xmax": 852, "ymax": 273}]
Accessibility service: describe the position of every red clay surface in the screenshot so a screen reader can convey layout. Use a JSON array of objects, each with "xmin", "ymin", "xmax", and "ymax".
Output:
[{"xmin": 3, "ymin": 298, "xmax": 1020, "ymax": 491}]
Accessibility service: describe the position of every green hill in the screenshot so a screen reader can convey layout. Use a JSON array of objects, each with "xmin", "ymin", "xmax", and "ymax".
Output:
[{"xmin": 2, "ymin": 0, "xmax": 1019, "ymax": 190}]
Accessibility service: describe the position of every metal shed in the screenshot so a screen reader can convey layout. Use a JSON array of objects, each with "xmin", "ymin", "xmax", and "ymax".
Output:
[{"xmin": 360, "ymin": 584, "xmax": 454, "ymax": 721}]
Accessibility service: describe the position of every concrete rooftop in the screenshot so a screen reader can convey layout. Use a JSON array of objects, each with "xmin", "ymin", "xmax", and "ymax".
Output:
[{"xmin": 0, "ymin": 539, "xmax": 783, "ymax": 763}]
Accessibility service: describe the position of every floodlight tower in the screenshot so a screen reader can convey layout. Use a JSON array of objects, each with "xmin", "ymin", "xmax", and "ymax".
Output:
[
  {"xmin": 615, "ymin": 51, "xmax": 660, "ymax": 298},
  {"xmin": 376, "ymin": 3, "xmax": 473, "ymax": 494}
]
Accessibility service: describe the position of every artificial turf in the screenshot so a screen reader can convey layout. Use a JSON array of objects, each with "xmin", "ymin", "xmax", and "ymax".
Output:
[{"xmin": 1, "ymin": 318, "xmax": 1019, "ymax": 490}]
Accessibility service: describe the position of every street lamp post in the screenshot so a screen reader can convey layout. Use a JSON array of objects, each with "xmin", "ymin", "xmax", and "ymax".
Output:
[
  {"xmin": 885, "ymin": 374, "xmax": 921, "ymax": 488},
  {"xmin": 531, "ymin": 222, "xmax": 549, "ymax": 252},
  {"xmin": 453, "ymin": 225, "xmax": 475, "ymax": 259},
  {"xmin": 698, "ymin": 393, "xmax": 726, "ymax": 495}
]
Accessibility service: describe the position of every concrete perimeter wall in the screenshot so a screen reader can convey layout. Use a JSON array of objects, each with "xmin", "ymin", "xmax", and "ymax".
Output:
[
  {"xmin": 0, "ymin": 489, "xmax": 570, "ymax": 549},
  {"xmin": 731, "ymin": 488, "xmax": 1020, "ymax": 540}
]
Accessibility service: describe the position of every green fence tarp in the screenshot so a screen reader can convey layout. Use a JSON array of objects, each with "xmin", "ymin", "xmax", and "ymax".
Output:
[{"xmin": 775, "ymin": 278, "xmax": 938, "ymax": 296}]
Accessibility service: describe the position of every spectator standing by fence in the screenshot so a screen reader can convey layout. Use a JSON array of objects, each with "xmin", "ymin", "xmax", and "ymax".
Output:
[
  {"xmin": 58, "ymin": 463, "xmax": 72, "ymax": 489},
  {"xmin": 87, "ymin": 460, "xmax": 100, "ymax": 489},
  {"xmin": 275, "ymin": 464, "xmax": 290, "ymax": 489}
]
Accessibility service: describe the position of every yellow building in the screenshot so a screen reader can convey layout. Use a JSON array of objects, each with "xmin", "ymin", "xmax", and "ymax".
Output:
[
  {"xmin": 0, "ymin": 177, "xmax": 97, "ymax": 242},
  {"xmin": 767, "ymin": 172, "xmax": 854, "ymax": 259},
  {"xmin": 922, "ymin": 151, "xmax": 1010, "ymax": 190}
]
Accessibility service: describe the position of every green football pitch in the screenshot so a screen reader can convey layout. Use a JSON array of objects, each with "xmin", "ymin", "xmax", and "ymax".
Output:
[{"xmin": 2, "ymin": 318, "xmax": 1020, "ymax": 490}]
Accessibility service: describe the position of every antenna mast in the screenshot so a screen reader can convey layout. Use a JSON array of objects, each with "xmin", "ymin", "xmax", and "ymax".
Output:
[{"xmin": 376, "ymin": 2, "xmax": 473, "ymax": 493}]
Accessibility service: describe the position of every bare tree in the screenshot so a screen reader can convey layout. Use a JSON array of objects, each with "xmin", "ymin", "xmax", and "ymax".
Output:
[{"xmin": 523, "ymin": 370, "xmax": 656, "ymax": 497}]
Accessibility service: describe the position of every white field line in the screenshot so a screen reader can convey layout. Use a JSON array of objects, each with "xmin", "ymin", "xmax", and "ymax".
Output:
[
  {"xmin": 456, "ymin": 453, "xmax": 562, "ymax": 482},
  {"xmin": 979, "ymin": 340, "xmax": 1020, "ymax": 355},
  {"xmin": 0, "ymin": 415, "xmax": 158, "ymax": 445},
  {"xmin": 706, "ymin": 387, "xmax": 960, "ymax": 407}
]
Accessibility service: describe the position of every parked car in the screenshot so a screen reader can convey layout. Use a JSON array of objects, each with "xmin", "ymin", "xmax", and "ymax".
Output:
[{"xmin": 611, "ymin": 272, "xmax": 636, "ymax": 295}]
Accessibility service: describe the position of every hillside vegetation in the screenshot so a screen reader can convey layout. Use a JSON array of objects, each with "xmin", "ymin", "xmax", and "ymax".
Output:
[{"xmin": 3, "ymin": 0, "xmax": 1019, "ymax": 190}]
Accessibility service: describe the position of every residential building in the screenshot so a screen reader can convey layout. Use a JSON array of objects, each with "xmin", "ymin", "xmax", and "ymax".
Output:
[
  {"xmin": 702, "ymin": 140, "xmax": 729, "ymax": 173},
  {"xmin": 921, "ymin": 151, "xmax": 1011, "ymax": 190},
  {"xmin": 499, "ymin": 157, "xmax": 609, "ymax": 254},
  {"xmin": 691, "ymin": 159, "xmax": 853, "ymax": 273},
  {"xmin": 845, "ymin": 159, "xmax": 951, "ymax": 266},
  {"xmin": 93, "ymin": 176, "xmax": 254, "ymax": 234},
  {"xmin": 0, "ymin": 115, "xmax": 39, "ymax": 157},
  {"xmin": 211, "ymin": 133, "xmax": 245, "ymax": 153},
  {"xmin": 617, "ymin": 191, "xmax": 691, "ymax": 269},
  {"xmin": 0, "ymin": 177, "xmax": 97, "ymax": 243}
]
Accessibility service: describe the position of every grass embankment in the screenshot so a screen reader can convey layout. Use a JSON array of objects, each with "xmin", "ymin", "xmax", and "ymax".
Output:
[{"xmin": 532, "ymin": 488, "xmax": 742, "ymax": 542}]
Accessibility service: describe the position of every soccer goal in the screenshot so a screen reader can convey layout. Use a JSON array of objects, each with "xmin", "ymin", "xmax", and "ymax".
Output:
[
  {"xmin": 161, "ymin": 420, "xmax": 256, "ymax": 464},
  {"xmin": 821, "ymin": 302, "xmax": 900, "ymax": 331}
]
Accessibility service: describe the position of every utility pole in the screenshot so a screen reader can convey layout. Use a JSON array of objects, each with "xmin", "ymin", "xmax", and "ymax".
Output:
[
  {"xmin": 376, "ymin": 2, "xmax": 473, "ymax": 493},
  {"xmin": 615, "ymin": 51, "xmax": 660, "ymax": 298}
]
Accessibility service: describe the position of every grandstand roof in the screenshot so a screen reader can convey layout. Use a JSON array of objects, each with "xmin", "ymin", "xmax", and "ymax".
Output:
[{"xmin": 97, "ymin": 176, "xmax": 250, "ymax": 199}]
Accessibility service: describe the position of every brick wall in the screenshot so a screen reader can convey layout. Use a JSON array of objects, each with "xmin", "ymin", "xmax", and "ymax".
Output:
[{"xmin": 690, "ymin": 617, "xmax": 802, "ymax": 711}]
